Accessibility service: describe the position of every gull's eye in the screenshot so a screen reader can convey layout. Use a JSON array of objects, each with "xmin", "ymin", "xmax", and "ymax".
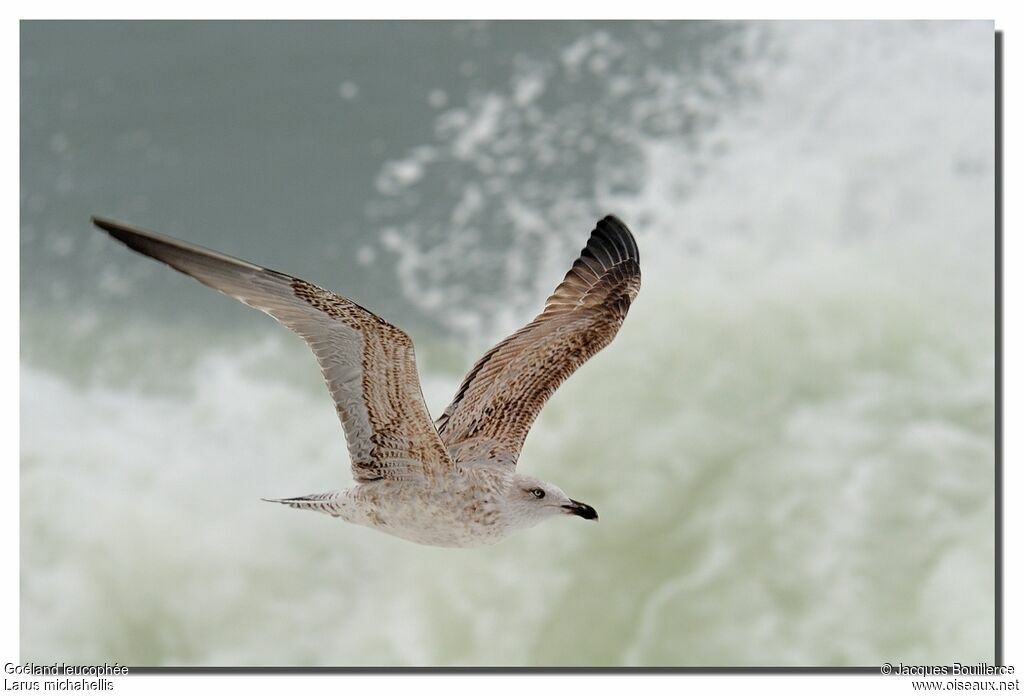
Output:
[{"xmin": 530, "ymin": 488, "xmax": 545, "ymax": 499}]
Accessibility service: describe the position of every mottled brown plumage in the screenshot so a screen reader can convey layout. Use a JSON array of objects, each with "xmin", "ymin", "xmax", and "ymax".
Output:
[
  {"xmin": 91, "ymin": 215, "xmax": 450, "ymax": 485},
  {"xmin": 92, "ymin": 214, "xmax": 639, "ymax": 546},
  {"xmin": 435, "ymin": 215, "xmax": 641, "ymax": 465}
]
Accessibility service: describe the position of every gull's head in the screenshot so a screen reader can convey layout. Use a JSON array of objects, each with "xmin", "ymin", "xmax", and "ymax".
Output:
[{"xmin": 505, "ymin": 474, "xmax": 598, "ymax": 529}]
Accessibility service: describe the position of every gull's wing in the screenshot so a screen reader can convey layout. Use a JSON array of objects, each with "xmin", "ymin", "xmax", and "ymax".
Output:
[
  {"xmin": 92, "ymin": 216, "xmax": 452, "ymax": 483},
  {"xmin": 435, "ymin": 215, "xmax": 640, "ymax": 466}
]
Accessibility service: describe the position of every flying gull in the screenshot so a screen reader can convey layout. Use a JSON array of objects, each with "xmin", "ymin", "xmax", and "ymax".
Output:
[{"xmin": 91, "ymin": 215, "xmax": 641, "ymax": 547}]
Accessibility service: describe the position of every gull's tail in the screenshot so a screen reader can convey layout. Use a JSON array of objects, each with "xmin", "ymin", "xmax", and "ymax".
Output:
[{"xmin": 262, "ymin": 491, "xmax": 349, "ymax": 518}]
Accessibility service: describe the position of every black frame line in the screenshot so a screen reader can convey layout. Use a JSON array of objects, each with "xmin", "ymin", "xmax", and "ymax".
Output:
[{"xmin": 993, "ymin": 28, "xmax": 1003, "ymax": 670}]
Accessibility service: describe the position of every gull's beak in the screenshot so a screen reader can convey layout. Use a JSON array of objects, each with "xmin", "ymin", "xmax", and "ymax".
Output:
[{"xmin": 562, "ymin": 499, "xmax": 599, "ymax": 521}]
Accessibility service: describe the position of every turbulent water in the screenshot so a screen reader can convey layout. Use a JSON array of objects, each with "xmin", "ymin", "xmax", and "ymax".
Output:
[{"xmin": 20, "ymin": 21, "xmax": 995, "ymax": 666}]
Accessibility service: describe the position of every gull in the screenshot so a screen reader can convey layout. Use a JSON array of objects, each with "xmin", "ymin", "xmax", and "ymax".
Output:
[{"xmin": 92, "ymin": 214, "xmax": 641, "ymax": 547}]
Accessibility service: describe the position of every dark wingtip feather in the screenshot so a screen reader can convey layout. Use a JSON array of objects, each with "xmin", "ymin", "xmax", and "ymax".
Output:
[
  {"xmin": 91, "ymin": 215, "xmax": 166, "ymax": 261},
  {"xmin": 90, "ymin": 215, "xmax": 270, "ymax": 277},
  {"xmin": 585, "ymin": 214, "xmax": 639, "ymax": 269},
  {"xmin": 91, "ymin": 215, "xmax": 130, "ymax": 241},
  {"xmin": 92, "ymin": 215, "xmax": 162, "ymax": 248},
  {"xmin": 91, "ymin": 215, "xmax": 147, "ymax": 243}
]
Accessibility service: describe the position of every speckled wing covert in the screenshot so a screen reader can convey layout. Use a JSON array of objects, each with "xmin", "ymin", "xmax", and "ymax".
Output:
[
  {"xmin": 91, "ymin": 217, "xmax": 452, "ymax": 483},
  {"xmin": 435, "ymin": 215, "xmax": 641, "ymax": 466}
]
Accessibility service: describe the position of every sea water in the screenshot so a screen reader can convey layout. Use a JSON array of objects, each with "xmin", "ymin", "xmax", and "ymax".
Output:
[{"xmin": 20, "ymin": 21, "xmax": 994, "ymax": 666}]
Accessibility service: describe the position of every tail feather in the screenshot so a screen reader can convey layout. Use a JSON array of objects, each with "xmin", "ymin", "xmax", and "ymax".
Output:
[{"xmin": 262, "ymin": 492, "xmax": 347, "ymax": 518}]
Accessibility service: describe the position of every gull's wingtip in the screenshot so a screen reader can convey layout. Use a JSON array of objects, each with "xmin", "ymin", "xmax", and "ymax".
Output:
[
  {"xmin": 91, "ymin": 215, "xmax": 154, "ymax": 253},
  {"xmin": 91, "ymin": 215, "xmax": 132, "ymax": 238}
]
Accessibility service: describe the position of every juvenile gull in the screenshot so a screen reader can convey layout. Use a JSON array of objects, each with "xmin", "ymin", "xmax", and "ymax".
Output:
[{"xmin": 91, "ymin": 215, "xmax": 641, "ymax": 547}]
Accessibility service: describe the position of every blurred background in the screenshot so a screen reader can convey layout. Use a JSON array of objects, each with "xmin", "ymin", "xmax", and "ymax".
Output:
[{"xmin": 20, "ymin": 21, "xmax": 995, "ymax": 666}]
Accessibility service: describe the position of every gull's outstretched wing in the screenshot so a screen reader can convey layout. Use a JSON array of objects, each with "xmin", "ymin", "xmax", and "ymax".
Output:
[
  {"xmin": 435, "ymin": 215, "xmax": 641, "ymax": 466},
  {"xmin": 92, "ymin": 216, "xmax": 452, "ymax": 483}
]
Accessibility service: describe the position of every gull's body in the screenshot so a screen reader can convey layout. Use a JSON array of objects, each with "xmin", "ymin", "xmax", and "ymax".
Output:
[
  {"xmin": 92, "ymin": 215, "xmax": 640, "ymax": 547},
  {"xmin": 313, "ymin": 471, "xmax": 510, "ymax": 547}
]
